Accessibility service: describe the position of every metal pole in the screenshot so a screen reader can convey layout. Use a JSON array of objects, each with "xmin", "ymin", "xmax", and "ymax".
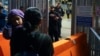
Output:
[
  {"xmin": 93, "ymin": 0, "xmax": 96, "ymax": 28},
  {"xmin": 71, "ymin": 0, "xmax": 77, "ymax": 35}
]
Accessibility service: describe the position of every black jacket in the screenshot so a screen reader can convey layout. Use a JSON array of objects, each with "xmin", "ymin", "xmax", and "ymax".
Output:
[
  {"xmin": 49, "ymin": 11, "xmax": 60, "ymax": 27},
  {"xmin": 55, "ymin": 7, "xmax": 64, "ymax": 17},
  {"xmin": 10, "ymin": 28, "xmax": 54, "ymax": 56}
]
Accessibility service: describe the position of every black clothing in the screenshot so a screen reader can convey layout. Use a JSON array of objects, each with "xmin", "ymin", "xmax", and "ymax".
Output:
[
  {"xmin": 55, "ymin": 7, "xmax": 64, "ymax": 17},
  {"xmin": 62, "ymin": 1, "xmax": 65, "ymax": 4},
  {"xmin": 66, "ymin": 9, "xmax": 71, "ymax": 19},
  {"xmin": 10, "ymin": 27, "xmax": 54, "ymax": 56},
  {"xmin": 0, "ymin": 13, "xmax": 6, "ymax": 19},
  {"xmin": 49, "ymin": 11, "xmax": 59, "ymax": 41},
  {"xmin": 49, "ymin": 11, "xmax": 59, "ymax": 28},
  {"xmin": 58, "ymin": 18, "xmax": 62, "ymax": 37},
  {"xmin": 0, "ymin": 13, "xmax": 6, "ymax": 31},
  {"xmin": 55, "ymin": 7, "xmax": 64, "ymax": 37}
]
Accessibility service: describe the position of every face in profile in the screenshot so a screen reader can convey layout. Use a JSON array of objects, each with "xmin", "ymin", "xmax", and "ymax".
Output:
[{"xmin": 11, "ymin": 16, "xmax": 23, "ymax": 26}]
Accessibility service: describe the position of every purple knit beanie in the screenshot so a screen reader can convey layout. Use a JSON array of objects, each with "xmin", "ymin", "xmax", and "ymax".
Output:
[{"xmin": 9, "ymin": 9, "xmax": 24, "ymax": 18}]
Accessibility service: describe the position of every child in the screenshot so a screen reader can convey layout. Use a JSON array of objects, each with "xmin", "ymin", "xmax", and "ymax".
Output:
[{"xmin": 3, "ymin": 9, "xmax": 24, "ymax": 39}]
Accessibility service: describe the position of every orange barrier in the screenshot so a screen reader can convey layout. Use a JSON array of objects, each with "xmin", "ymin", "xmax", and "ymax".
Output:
[
  {"xmin": 53, "ymin": 33, "xmax": 90, "ymax": 56},
  {"xmin": 0, "ymin": 33, "xmax": 10, "ymax": 56},
  {"xmin": 70, "ymin": 33, "xmax": 90, "ymax": 56},
  {"xmin": 0, "ymin": 33, "xmax": 4, "ymax": 41},
  {"xmin": 53, "ymin": 39, "xmax": 74, "ymax": 56},
  {"xmin": 0, "ymin": 46, "xmax": 3, "ymax": 56},
  {"xmin": 0, "ymin": 32, "xmax": 90, "ymax": 56}
]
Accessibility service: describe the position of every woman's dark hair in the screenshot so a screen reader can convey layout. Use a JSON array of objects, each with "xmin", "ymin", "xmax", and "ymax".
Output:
[{"xmin": 24, "ymin": 7, "xmax": 42, "ymax": 32}]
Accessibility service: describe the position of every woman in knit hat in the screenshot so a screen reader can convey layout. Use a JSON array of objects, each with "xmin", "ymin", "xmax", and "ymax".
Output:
[
  {"xmin": 7, "ymin": 9, "xmax": 24, "ymax": 27},
  {"xmin": 3, "ymin": 9, "xmax": 24, "ymax": 56},
  {"xmin": 3, "ymin": 9, "xmax": 24, "ymax": 39}
]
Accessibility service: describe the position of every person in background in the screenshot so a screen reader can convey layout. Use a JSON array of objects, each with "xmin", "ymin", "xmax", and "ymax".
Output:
[
  {"xmin": 49, "ymin": 6, "xmax": 59, "ymax": 42},
  {"xmin": 55, "ymin": 3, "xmax": 64, "ymax": 38},
  {"xmin": 0, "ymin": 6, "xmax": 6, "ymax": 31},
  {"xmin": 61, "ymin": 0, "xmax": 65, "ymax": 11},
  {"xmin": 0, "ymin": 2, "xmax": 8, "ymax": 31},
  {"xmin": 66, "ymin": 8, "xmax": 71, "ymax": 19},
  {"xmin": 66, "ymin": 2, "xmax": 72, "ymax": 19},
  {"xmin": 0, "ymin": 2, "xmax": 8, "ymax": 15}
]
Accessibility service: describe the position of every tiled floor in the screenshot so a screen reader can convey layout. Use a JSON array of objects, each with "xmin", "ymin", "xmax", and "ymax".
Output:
[{"xmin": 61, "ymin": 14, "xmax": 71, "ymax": 39}]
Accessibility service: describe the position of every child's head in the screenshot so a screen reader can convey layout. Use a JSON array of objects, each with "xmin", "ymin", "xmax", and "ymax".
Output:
[{"xmin": 7, "ymin": 9, "xmax": 24, "ymax": 26}]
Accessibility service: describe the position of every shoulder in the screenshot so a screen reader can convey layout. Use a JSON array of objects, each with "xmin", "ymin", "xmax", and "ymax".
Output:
[
  {"xmin": 40, "ymin": 33, "xmax": 52, "ymax": 44},
  {"xmin": 34, "ymin": 32, "xmax": 52, "ymax": 43},
  {"xmin": 31, "ymin": 31, "xmax": 52, "ymax": 43},
  {"xmin": 41, "ymin": 34, "xmax": 51, "ymax": 40}
]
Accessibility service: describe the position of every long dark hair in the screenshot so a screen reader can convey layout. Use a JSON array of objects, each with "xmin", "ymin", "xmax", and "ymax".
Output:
[{"xmin": 23, "ymin": 7, "xmax": 42, "ymax": 32}]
